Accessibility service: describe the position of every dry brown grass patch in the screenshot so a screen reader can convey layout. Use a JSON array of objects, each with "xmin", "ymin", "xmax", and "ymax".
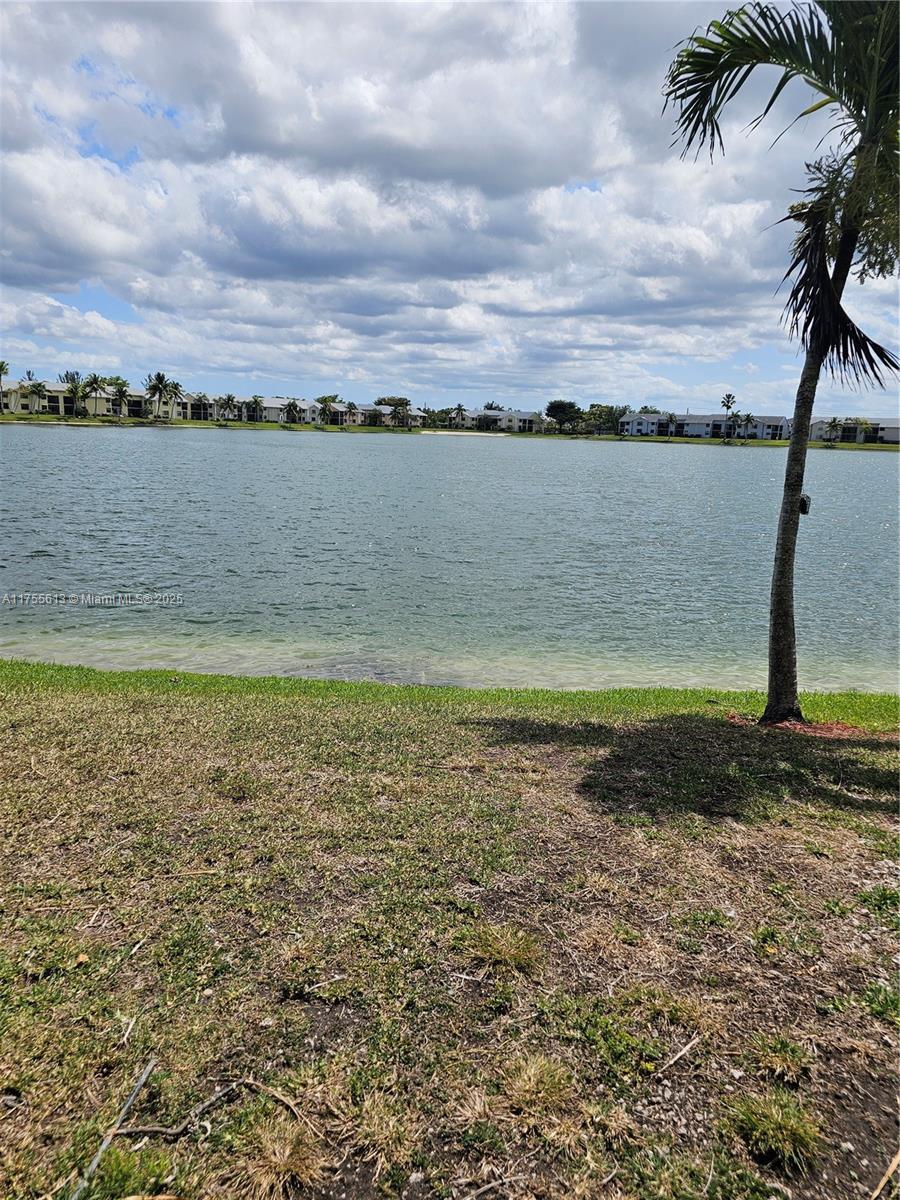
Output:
[{"xmin": 226, "ymin": 1116, "xmax": 329, "ymax": 1199}]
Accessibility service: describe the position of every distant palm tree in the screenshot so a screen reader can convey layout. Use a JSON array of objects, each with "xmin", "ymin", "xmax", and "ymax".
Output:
[
  {"xmin": 166, "ymin": 379, "xmax": 184, "ymax": 419},
  {"xmin": 855, "ymin": 417, "xmax": 873, "ymax": 444},
  {"xmin": 665, "ymin": 410, "xmax": 677, "ymax": 438},
  {"xmin": 28, "ymin": 379, "xmax": 48, "ymax": 410},
  {"xmin": 83, "ymin": 372, "xmax": 105, "ymax": 417},
  {"xmin": 143, "ymin": 372, "xmax": 170, "ymax": 418},
  {"xmin": 824, "ymin": 416, "xmax": 843, "ymax": 445},
  {"xmin": 107, "ymin": 377, "xmax": 130, "ymax": 418},
  {"xmin": 18, "ymin": 370, "xmax": 41, "ymax": 413},
  {"xmin": 218, "ymin": 393, "xmax": 237, "ymax": 420},
  {"xmin": 283, "ymin": 399, "xmax": 300, "ymax": 424},
  {"xmin": 453, "ymin": 403, "xmax": 467, "ymax": 429},
  {"xmin": 317, "ymin": 397, "xmax": 333, "ymax": 425},
  {"xmin": 59, "ymin": 371, "xmax": 86, "ymax": 417},
  {"xmin": 720, "ymin": 393, "xmax": 736, "ymax": 441},
  {"xmin": 13, "ymin": 368, "xmax": 38, "ymax": 414},
  {"xmin": 243, "ymin": 395, "xmax": 264, "ymax": 423},
  {"xmin": 739, "ymin": 412, "xmax": 757, "ymax": 442},
  {"xmin": 0, "ymin": 360, "xmax": 8, "ymax": 413},
  {"xmin": 345, "ymin": 400, "xmax": 358, "ymax": 425}
]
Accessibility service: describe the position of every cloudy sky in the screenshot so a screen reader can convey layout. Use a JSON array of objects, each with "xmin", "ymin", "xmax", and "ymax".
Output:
[{"xmin": 1, "ymin": 1, "xmax": 897, "ymax": 415}]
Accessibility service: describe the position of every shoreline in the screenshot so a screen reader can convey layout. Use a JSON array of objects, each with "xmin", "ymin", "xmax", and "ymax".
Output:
[
  {"xmin": 1, "ymin": 414, "xmax": 896, "ymax": 450},
  {"xmin": 1, "ymin": 658, "xmax": 897, "ymax": 722}
]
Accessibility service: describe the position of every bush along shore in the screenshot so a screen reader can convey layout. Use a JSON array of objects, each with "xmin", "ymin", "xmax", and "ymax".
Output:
[{"xmin": 1, "ymin": 661, "xmax": 898, "ymax": 1198}]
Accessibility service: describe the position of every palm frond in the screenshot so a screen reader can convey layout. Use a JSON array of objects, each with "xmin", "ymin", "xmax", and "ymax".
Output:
[
  {"xmin": 780, "ymin": 194, "xmax": 898, "ymax": 386},
  {"xmin": 662, "ymin": 1, "xmax": 900, "ymax": 159},
  {"xmin": 664, "ymin": 2, "xmax": 841, "ymax": 157}
]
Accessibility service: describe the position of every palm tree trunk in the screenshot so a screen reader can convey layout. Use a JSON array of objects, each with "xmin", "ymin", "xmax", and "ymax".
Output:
[{"xmin": 761, "ymin": 225, "xmax": 860, "ymax": 724}]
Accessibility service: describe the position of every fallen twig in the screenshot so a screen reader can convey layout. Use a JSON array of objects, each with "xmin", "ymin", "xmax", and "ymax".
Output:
[
  {"xmin": 71, "ymin": 1058, "xmax": 156, "ymax": 1200},
  {"xmin": 244, "ymin": 1079, "xmax": 322, "ymax": 1136},
  {"xmin": 117, "ymin": 1076, "xmax": 318, "ymax": 1141},
  {"xmin": 116, "ymin": 1079, "xmax": 243, "ymax": 1139},
  {"xmin": 872, "ymin": 1148, "xmax": 900, "ymax": 1199},
  {"xmin": 659, "ymin": 1033, "xmax": 702, "ymax": 1074}
]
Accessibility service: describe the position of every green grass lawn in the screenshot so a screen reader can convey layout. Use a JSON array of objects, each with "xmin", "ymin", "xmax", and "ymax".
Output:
[{"xmin": 1, "ymin": 661, "xmax": 897, "ymax": 1200}]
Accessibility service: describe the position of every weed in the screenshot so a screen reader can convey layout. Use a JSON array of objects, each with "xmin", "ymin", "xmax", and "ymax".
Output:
[
  {"xmin": 503, "ymin": 1054, "xmax": 573, "ymax": 1119},
  {"xmin": 456, "ymin": 922, "xmax": 541, "ymax": 975},
  {"xmin": 459, "ymin": 1119, "xmax": 505, "ymax": 1156},
  {"xmin": 748, "ymin": 1034, "xmax": 811, "ymax": 1084},
  {"xmin": 726, "ymin": 1089, "xmax": 821, "ymax": 1172},
  {"xmin": 752, "ymin": 926, "xmax": 780, "ymax": 956},
  {"xmin": 858, "ymin": 885, "xmax": 900, "ymax": 930},
  {"xmin": 862, "ymin": 979, "xmax": 900, "ymax": 1026}
]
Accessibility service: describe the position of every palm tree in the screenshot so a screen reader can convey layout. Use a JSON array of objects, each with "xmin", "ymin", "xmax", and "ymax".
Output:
[
  {"xmin": 0, "ymin": 360, "xmax": 8, "ymax": 413},
  {"xmin": 855, "ymin": 417, "xmax": 873, "ymax": 444},
  {"xmin": 665, "ymin": 411, "xmax": 677, "ymax": 438},
  {"xmin": 824, "ymin": 416, "xmax": 843, "ymax": 445},
  {"xmin": 12, "ymin": 368, "xmax": 36, "ymax": 414},
  {"xmin": 143, "ymin": 372, "xmax": 169, "ymax": 418},
  {"xmin": 83, "ymin": 372, "xmax": 105, "ymax": 417},
  {"xmin": 218, "ymin": 393, "xmax": 237, "ymax": 421},
  {"xmin": 740, "ymin": 412, "xmax": 757, "ymax": 442},
  {"xmin": 17, "ymin": 370, "xmax": 39, "ymax": 414},
  {"xmin": 166, "ymin": 379, "xmax": 184, "ymax": 419},
  {"xmin": 58, "ymin": 371, "xmax": 85, "ymax": 417},
  {"xmin": 720, "ymin": 392, "xmax": 736, "ymax": 441},
  {"xmin": 345, "ymin": 401, "xmax": 358, "ymax": 425},
  {"xmin": 453, "ymin": 403, "xmax": 467, "ymax": 429},
  {"xmin": 240, "ymin": 395, "xmax": 263, "ymax": 423},
  {"xmin": 283, "ymin": 399, "xmax": 300, "ymax": 424},
  {"xmin": 317, "ymin": 397, "xmax": 333, "ymax": 425},
  {"xmin": 665, "ymin": 1, "xmax": 898, "ymax": 723},
  {"xmin": 106, "ymin": 377, "xmax": 130, "ymax": 418},
  {"xmin": 27, "ymin": 378, "xmax": 48, "ymax": 411}
]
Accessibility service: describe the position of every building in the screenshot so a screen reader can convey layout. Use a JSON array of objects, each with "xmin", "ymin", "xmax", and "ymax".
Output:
[
  {"xmin": 618, "ymin": 411, "xmax": 791, "ymax": 440},
  {"xmin": 809, "ymin": 417, "xmax": 900, "ymax": 444},
  {"xmin": 449, "ymin": 409, "xmax": 544, "ymax": 432},
  {"xmin": 2, "ymin": 380, "xmax": 155, "ymax": 418}
]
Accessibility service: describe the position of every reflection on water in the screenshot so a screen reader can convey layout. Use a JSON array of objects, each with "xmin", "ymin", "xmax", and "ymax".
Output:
[{"xmin": 1, "ymin": 426, "xmax": 897, "ymax": 691}]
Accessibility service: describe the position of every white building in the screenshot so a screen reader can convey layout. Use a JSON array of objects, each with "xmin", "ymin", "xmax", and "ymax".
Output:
[
  {"xmin": 3, "ymin": 380, "xmax": 155, "ymax": 419},
  {"xmin": 809, "ymin": 416, "xmax": 900, "ymax": 444},
  {"xmin": 618, "ymin": 411, "xmax": 791, "ymax": 440}
]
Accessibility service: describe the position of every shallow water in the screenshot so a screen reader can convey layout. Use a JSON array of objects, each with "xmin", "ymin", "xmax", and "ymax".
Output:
[{"xmin": 1, "ymin": 425, "xmax": 897, "ymax": 691}]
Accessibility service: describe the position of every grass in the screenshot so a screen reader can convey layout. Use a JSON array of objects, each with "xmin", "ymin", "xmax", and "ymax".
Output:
[
  {"xmin": 726, "ymin": 1090, "xmax": 822, "ymax": 1172},
  {"xmin": 0, "ymin": 659, "xmax": 897, "ymax": 1199}
]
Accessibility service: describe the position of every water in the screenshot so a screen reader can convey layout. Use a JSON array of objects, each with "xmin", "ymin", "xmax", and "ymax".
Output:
[{"xmin": 1, "ymin": 424, "xmax": 897, "ymax": 691}]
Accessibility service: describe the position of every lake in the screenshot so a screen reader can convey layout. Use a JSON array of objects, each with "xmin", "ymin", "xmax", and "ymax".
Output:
[{"xmin": 1, "ymin": 424, "xmax": 897, "ymax": 691}]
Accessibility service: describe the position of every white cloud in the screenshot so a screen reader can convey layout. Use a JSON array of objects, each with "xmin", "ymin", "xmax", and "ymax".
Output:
[{"xmin": 0, "ymin": 1, "xmax": 896, "ymax": 414}]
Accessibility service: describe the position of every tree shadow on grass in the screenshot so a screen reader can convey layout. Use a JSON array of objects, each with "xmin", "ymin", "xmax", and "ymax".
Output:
[{"xmin": 469, "ymin": 713, "xmax": 897, "ymax": 822}]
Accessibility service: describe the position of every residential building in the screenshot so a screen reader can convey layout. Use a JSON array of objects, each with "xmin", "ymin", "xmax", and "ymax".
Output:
[
  {"xmin": 809, "ymin": 417, "xmax": 900, "ymax": 444},
  {"xmin": 2, "ymin": 380, "xmax": 154, "ymax": 418},
  {"xmin": 618, "ymin": 411, "xmax": 791, "ymax": 440}
]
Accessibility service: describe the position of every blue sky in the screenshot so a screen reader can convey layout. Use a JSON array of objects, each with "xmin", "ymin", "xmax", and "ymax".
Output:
[{"xmin": 2, "ymin": 1, "xmax": 897, "ymax": 416}]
